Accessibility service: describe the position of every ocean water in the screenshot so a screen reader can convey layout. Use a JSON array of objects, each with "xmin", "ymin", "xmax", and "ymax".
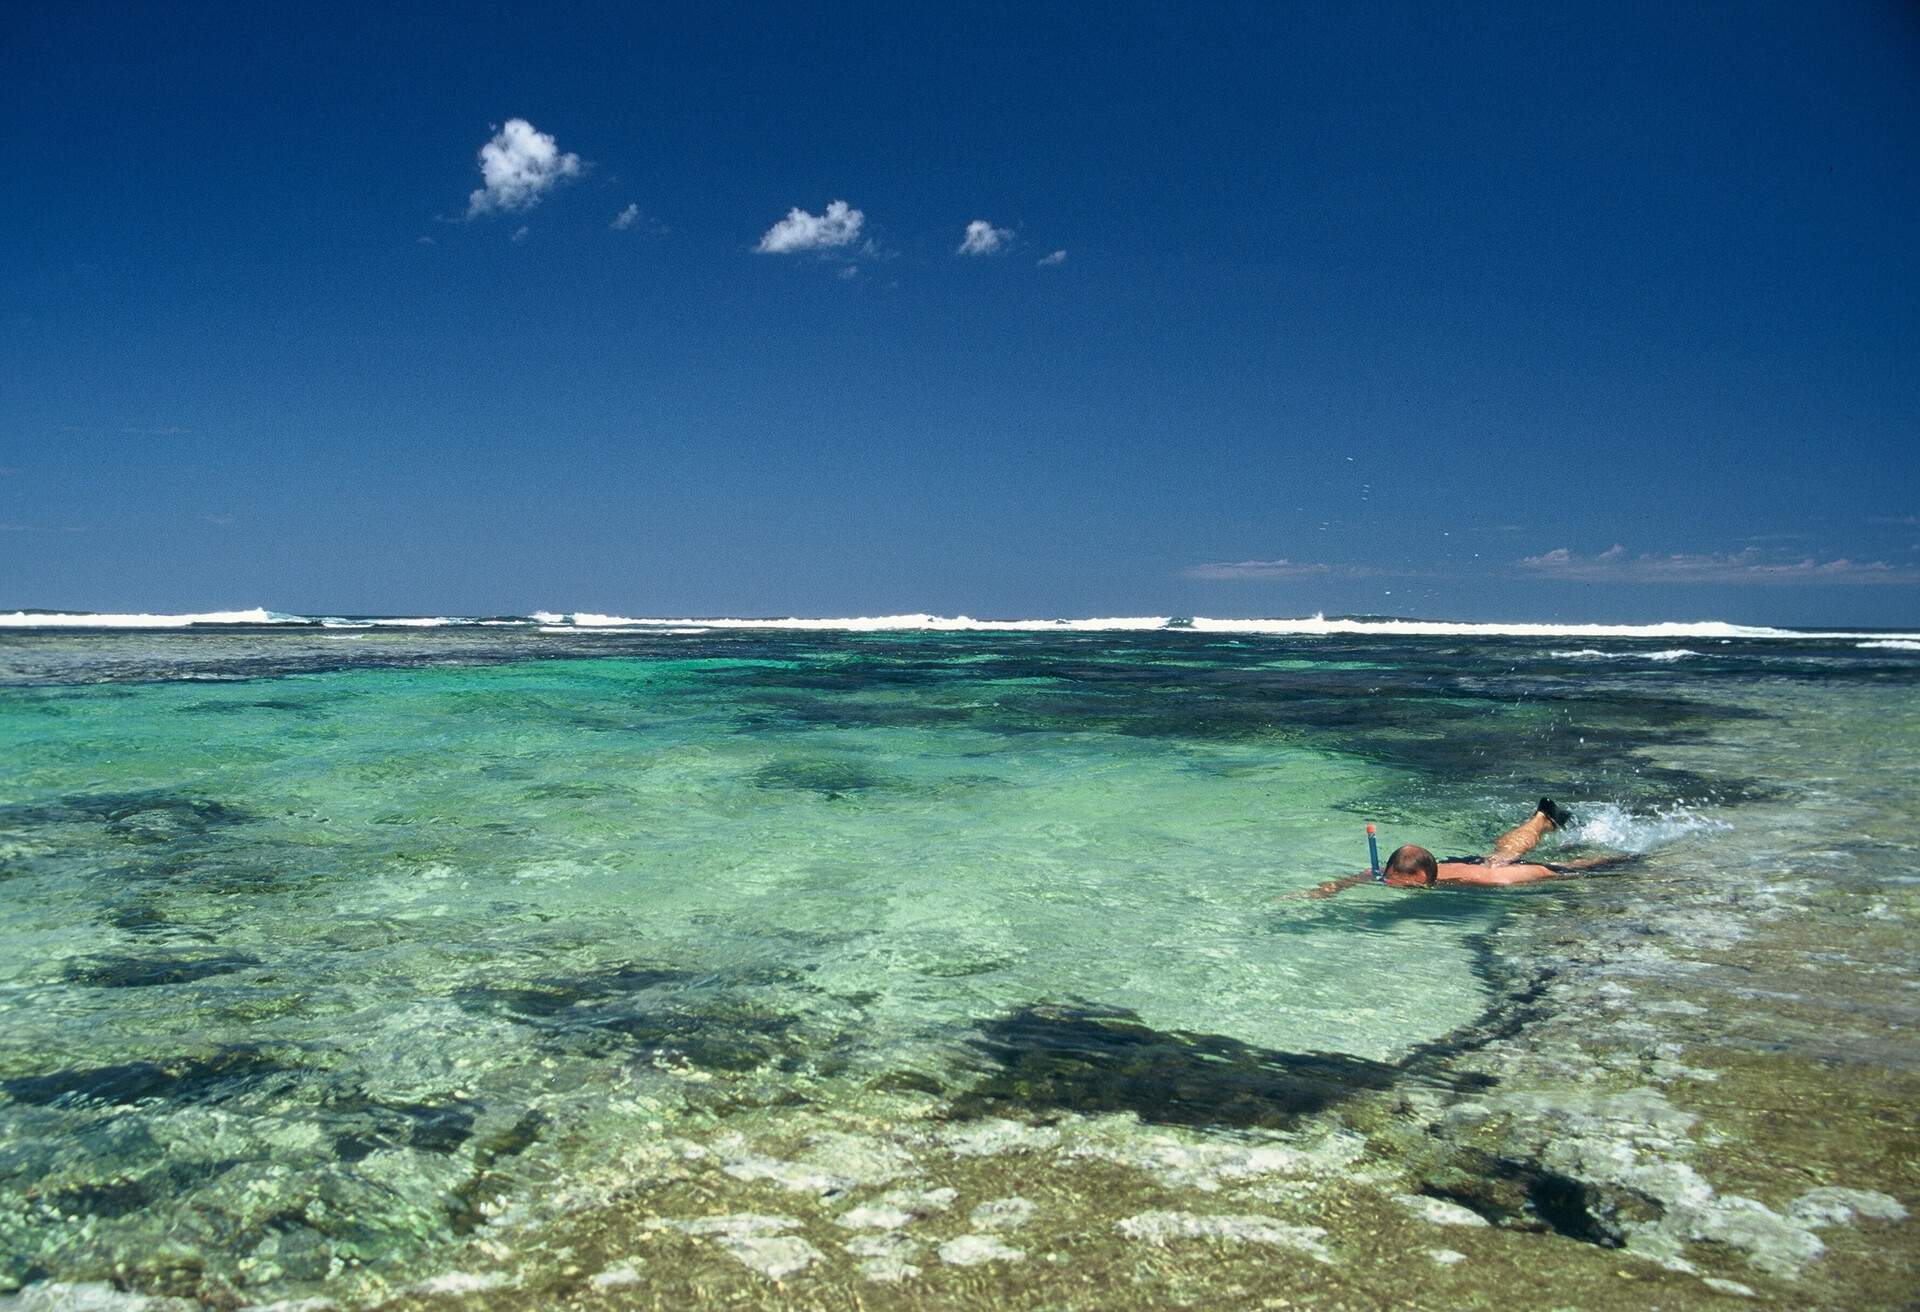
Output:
[{"xmin": 1, "ymin": 616, "xmax": 1915, "ymax": 1303}]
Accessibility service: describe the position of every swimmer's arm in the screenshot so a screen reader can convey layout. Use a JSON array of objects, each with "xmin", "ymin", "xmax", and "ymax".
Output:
[
  {"xmin": 1279, "ymin": 873, "xmax": 1373, "ymax": 901},
  {"xmin": 1454, "ymin": 854, "xmax": 1632, "ymax": 885},
  {"xmin": 1552, "ymin": 854, "xmax": 1635, "ymax": 872}
]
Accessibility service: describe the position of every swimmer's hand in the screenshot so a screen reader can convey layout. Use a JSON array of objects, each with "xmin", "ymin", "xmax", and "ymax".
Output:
[{"xmin": 1278, "ymin": 874, "xmax": 1371, "ymax": 901}]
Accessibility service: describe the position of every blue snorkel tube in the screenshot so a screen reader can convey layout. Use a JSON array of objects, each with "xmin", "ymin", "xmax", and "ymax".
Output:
[{"xmin": 1367, "ymin": 823, "xmax": 1383, "ymax": 882}]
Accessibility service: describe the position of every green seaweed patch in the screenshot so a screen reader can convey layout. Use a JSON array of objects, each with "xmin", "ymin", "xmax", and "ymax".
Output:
[
  {"xmin": 323, "ymin": 1090, "xmax": 477, "ymax": 1162},
  {"xmin": 447, "ymin": 1109, "xmax": 549, "ymax": 1234},
  {"xmin": 744, "ymin": 694, "xmax": 980, "ymax": 732},
  {"xmin": 1413, "ymin": 1146, "xmax": 1662, "ymax": 1247},
  {"xmin": 749, "ymin": 757, "xmax": 894, "ymax": 797},
  {"xmin": 0, "ymin": 790, "xmax": 256, "ymax": 844},
  {"xmin": 454, "ymin": 962, "xmax": 694, "ymax": 1020},
  {"xmin": 457, "ymin": 969, "xmax": 807, "ymax": 1074},
  {"xmin": 175, "ymin": 696, "xmax": 330, "ymax": 717},
  {"xmin": 949, "ymin": 1003, "xmax": 1399, "ymax": 1130},
  {"xmin": 63, "ymin": 950, "xmax": 260, "ymax": 987},
  {"xmin": 26, "ymin": 1157, "xmax": 237, "ymax": 1225},
  {"xmin": 521, "ymin": 780, "xmax": 639, "ymax": 801},
  {"xmin": 585, "ymin": 1003, "xmax": 804, "ymax": 1072}
]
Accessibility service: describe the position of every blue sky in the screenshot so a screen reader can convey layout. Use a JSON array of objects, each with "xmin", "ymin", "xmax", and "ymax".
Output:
[{"xmin": 4, "ymin": 1, "xmax": 1917, "ymax": 624}]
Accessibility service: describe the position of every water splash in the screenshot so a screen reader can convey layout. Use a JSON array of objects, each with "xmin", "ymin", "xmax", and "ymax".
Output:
[{"xmin": 1569, "ymin": 802, "xmax": 1730, "ymax": 854}]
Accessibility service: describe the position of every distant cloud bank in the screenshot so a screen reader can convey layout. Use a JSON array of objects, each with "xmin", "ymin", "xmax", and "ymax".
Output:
[
  {"xmin": 757, "ymin": 200, "xmax": 864, "ymax": 253},
  {"xmin": 467, "ymin": 118, "xmax": 582, "ymax": 218},
  {"xmin": 1520, "ymin": 544, "xmax": 1920, "ymax": 585},
  {"xmin": 957, "ymin": 219, "xmax": 1012, "ymax": 256}
]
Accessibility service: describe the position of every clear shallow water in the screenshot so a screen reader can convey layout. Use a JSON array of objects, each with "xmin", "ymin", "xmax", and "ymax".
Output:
[{"xmin": 1, "ymin": 626, "xmax": 1914, "ymax": 1300}]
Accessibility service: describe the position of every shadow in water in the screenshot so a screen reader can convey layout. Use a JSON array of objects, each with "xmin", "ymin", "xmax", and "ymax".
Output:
[
  {"xmin": 949, "ymin": 1003, "xmax": 1407, "ymax": 1131},
  {"xmin": 64, "ymin": 951, "xmax": 261, "ymax": 987},
  {"xmin": 1, "ymin": 1045, "xmax": 292, "ymax": 1109}
]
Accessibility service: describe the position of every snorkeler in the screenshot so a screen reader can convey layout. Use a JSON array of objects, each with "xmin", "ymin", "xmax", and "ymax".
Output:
[{"xmin": 1301, "ymin": 798, "xmax": 1630, "ymax": 898}]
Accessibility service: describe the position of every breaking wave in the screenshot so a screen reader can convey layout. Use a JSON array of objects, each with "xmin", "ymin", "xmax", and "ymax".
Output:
[
  {"xmin": 0, "ymin": 608, "xmax": 282, "ymax": 628},
  {"xmin": 1548, "ymin": 648, "xmax": 1701, "ymax": 662},
  {"xmin": 2, "ymin": 608, "xmax": 1915, "ymax": 642}
]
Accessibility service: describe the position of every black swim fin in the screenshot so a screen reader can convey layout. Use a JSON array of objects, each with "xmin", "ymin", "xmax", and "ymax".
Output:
[{"xmin": 1538, "ymin": 797, "xmax": 1573, "ymax": 829}]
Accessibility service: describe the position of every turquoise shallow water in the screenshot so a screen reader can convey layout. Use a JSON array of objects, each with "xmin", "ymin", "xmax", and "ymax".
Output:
[{"xmin": 1, "ymin": 626, "xmax": 1914, "ymax": 1299}]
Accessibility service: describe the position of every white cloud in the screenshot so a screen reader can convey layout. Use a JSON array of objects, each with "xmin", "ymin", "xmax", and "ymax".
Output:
[
  {"xmin": 837, "ymin": 265, "xmax": 860, "ymax": 280},
  {"xmin": 1037, "ymin": 249, "xmax": 1067, "ymax": 266},
  {"xmin": 611, "ymin": 203, "xmax": 639, "ymax": 231},
  {"xmin": 756, "ymin": 200, "xmax": 864, "ymax": 254},
  {"xmin": 1519, "ymin": 545, "xmax": 1920, "ymax": 585},
  {"xmin": 466, "ymin": 118, "xmax": 582, "ymax": 218},
  {"xmin": 957, "ymin": 219, "xmax": 1012, "ymax": 256},
  {"xmin": 510, "ymin": 225, "xmax": 530, "ymax": 244}
]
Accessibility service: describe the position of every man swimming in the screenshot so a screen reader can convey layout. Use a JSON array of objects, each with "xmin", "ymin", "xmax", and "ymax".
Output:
[{"xmin": 1302, "ymin": 798, "xmax": 1630, "ymax": 898}]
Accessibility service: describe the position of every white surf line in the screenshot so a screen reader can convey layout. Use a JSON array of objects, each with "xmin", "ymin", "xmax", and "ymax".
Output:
[{"xmin": 6, "ymin": 609, "xmax": 1917, "ymax": 642}]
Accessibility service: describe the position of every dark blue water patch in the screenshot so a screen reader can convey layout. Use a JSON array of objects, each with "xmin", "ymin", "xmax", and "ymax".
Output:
[{"xmin": 63, "ymin": 951, "xmax": 260, "ymax": 987}]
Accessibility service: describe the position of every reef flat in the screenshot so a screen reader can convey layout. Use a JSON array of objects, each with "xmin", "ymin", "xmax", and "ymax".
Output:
[{"xmin": 0, "ymin": 626, "xmax": 1914, "ymax": 1309}]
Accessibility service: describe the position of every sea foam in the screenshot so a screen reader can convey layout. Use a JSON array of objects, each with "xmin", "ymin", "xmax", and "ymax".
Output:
[
  {"xmin": 0, "ymin": 608, "xmax": 279, "ymax": 628},
  {"xmin": 1569, "ymin": 802, "xmax": 1730, "ymax": 854},
  {"xmin": 4, "ymin": 608, "xmax": 1915, "ymax": 641},
  {"xmin": 1549, "ymin": 648, "xmax": 1701, "ymax": 661}
]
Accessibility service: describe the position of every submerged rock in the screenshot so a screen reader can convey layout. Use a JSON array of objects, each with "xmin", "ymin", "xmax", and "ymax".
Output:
[
  {"xmin": 970, "ymin": 1196, "xmax": 1037, "ymax": 1231},
  {"xmin": 7, "ymin": 1283, "xmax": 200, "ymax": 1311},
  {"xmin": 845, "ymin": 1232, "xmax": 923, "ymax": 1282},
  {"xmin": 716, "ymin": 1235, "xmax": 823, "ymax": 1280},
  {"xmin": 1393, "ymin": 1194, "xmax": 1490, "ymax": 1227},
  {"xmin": 1786, "ymin": 1186, "xmax": 1908, "ymax": 1228},
  {"xmin": 665, "ymin": 1214, "xmax": 801, "ymax": 1239},
  {"xmin": 721, "ymin": 1132, "xmax": 913, "ymax": 1196},
  {"xmin": 586, "ymin": 1261, "xmax": 642, "ymax": 1289},
  {"xmin": 1116, "ymin": 1211, "xmax": 1332, "ymax": 1263},
  {"xmin": 836, "ymin": 1186, "xmax": 956, "ymax": 1230},
  {"xmin": 937, "ymin": 1234, "xmax": 1026, "ymax": 1266},
  {"xmin": 937, "ymin": 1117, "xmax": 1061, "ymax": 1157}
]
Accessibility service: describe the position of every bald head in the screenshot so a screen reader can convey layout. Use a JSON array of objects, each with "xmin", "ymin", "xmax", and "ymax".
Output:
[{"xmin": 1384, "ymin": 844, "xmax": 1438, "ymax": 886}]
